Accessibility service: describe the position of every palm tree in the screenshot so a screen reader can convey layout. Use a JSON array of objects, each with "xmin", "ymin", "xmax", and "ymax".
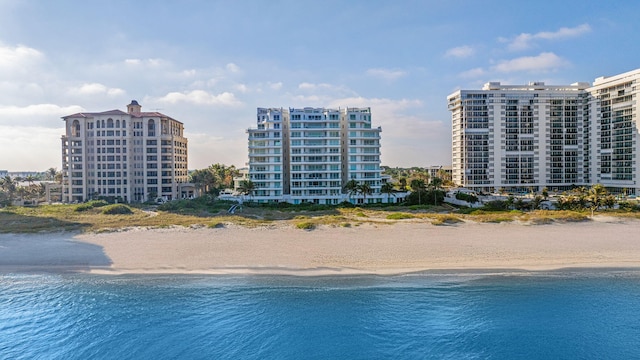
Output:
[
  {"xmin": 16, "ymin": 186, "xmax": 27, "ymax": 204},
  {"xmin": 541, "ymin": 187, "xmax": 549, "ymax": 200},
  {"xmin": 189, "ymin": 169, "xmax": 208, "ymax": 194},
  {"xmin": 357, "ymin": 183, "xmax": 372, "ymax": 204},
  {"xmin": 0, "ymin": 175, "xmax": 16, "ymax": 204},
  {"xmin": 237, "ymin": 180, "xmax": 256, "ymax": 201},
  {"xmin": 24, "ymin": 175, "xmax": 36, "ymax": 190},
  {"xmin": 398, "ymin": 177, "xmax": 407, "ymax": 191},
  {"xmin": 380, "ymin": 182, "xmax": 396, "ymax": 203},
  {"xmin": 148, "ymin": 190, "xmax": 158, "ymax": 202},
  {"xmin": 588, "ymin": 184, "xmax": 608, "ymax": 217},
  {"xmin": 54, "ymin": 170, "xmax": 63, "ymax": 184},
  {"xmin": 436, "ymin": 168, "xmax": 452, "ymax": 182},
  {"xmin": 47, "ymin": 168, "xmax": 57, "ymax": 181},
  {"xmin": 34, "ymin": 183, "xmax": 47, "ymax": 202},
  {"xmin": 410, "ymin": 178, "xmax": 426, "ymax": 205},
  {"xmin": 344, "ymin": 179, "xmax": 359, "ymax": 202},
  {"xmin": 574, "ymin": 186, "xmax": 589, "ymax": 210},
  {"xmin": 429, "ymin": 177, "xmax": 444, "ymax": 206}
]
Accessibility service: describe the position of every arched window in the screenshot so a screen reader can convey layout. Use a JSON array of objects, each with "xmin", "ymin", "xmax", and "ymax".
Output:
[
  {"xmin": 101, "ymin": 120, "xmax": 105, "ymax": 128},
  {"xmin": 107, "ymin": 118, "xmax": 114, "ymax": 128},
  {"xmin": 148, "ymin": 119, "xmax": 156, "ymax": 136},
  {"xmin": 122, "ymin": 120, "xmax": 126, "ymax": 128},
  {"xmin": 116, "ymin": 119, "xmax": 120, "ymax": 128},
  {"xmin": 72, "ymin": 120, "xmax": 81, "ymax": 137}
]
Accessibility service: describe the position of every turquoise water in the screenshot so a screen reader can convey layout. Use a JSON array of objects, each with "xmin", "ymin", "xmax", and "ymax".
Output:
[{"xmin": 1, "ymin": 272, "xmax": 640, "ymax": 359}]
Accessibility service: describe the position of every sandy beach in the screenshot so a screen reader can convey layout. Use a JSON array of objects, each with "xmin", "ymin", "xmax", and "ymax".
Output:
[{"xmin": 2, "ymin": 217, "xmax": 640, "ymax": 275}]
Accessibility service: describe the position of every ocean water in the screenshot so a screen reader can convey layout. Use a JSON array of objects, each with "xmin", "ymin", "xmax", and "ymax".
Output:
[{"xmin": 1, "ymin": 272, "xmax": 640, "ymax": 360}]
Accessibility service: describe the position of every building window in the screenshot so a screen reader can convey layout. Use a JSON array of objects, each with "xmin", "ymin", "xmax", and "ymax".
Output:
[
  {"xmin": 148, "ymin": 119, "xmax": 156, "ymax": 136},
  {"xmin": 71, "ymin": 120, "xmax": 81, "ymax": 137}
]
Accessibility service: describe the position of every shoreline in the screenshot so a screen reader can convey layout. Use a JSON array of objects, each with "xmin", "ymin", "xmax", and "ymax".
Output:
[{"xmin": 2, "ymin": 218, "xmax": 640, "ymax": 276}]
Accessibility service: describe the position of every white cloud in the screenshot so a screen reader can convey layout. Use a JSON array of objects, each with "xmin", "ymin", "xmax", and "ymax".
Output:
[
  {"xmin": 154, "ymin": 90, "xmax": 242, "ymax": 106},
  {"xmin": 226, "ymin": 63, "xmax": 240, "ymax": 73},
  {"xmin": 295, "ymin": 82, "xmax": 356, "ymax": 97},
  {"xmin": 366, "ymin": 68, "xmax": 407, "ymax": 80},
  {"xmin": 269, "ymin": 82, "xmax": 283, "ymax": 90},
  {"xmin": 181, "ymin": 69, "xmax": 197, "ymax": 77},
  {"xmin": 328, "ymin": 97, "xmax": 422, "ymax": 113},
  {"xmin": 492, "ymin": 52, "xmax": 569, "ymax": 73},
  {"xmin": 291, "ymin": 95, "xmax": 326, "ymax": 105},
  {"xmin": 0, "ymin": 81, "xmax": 44, "ymax": 97},
  {"xmin": 108, "ymin": 89, "xmax": 125, "ymax": 96},
  {"xmin": 124, "ymin": 58, "xmax": 141, "ymax": 65},
  {"xmin": 123, "ymin": 58, "xmax": 169, "ymax": 67},
  {"xmin": 321, "ymin": 96, "xmax": 447, "ymax": 166},
  {"xmin": 0, "ymin": 104, "xmax": 85, "ymax": 126},
  {"xmin": 0, "ymin": 43, "xmax": 45, "ymax": 78},
  {"xmin": 0, "ymin": 126, "xmax": 64, "ymax": 170},
  {"xmin": 68, "ymin": 83, "xmax": 125, "ymax": 97},
  {"xmin": 445, "ymin": 45, "xmax": 475, "ymax": 58},
  {"xmin": 185, "ymin": 131, "xmax": 247, "ymax": 169},
  {"xmin": 459, "ymin": 67, "xmax": 486, "ymax": 78},
  {"xmin": 234, "ymin": 84, "xmax": 248, "ymax": 93},
  {"xmin": 507, "ymin": 24, "xmax": 591, "ymax": 51},
  {"xmin": 298, "ymin": 82, "xmax": 332, "ymax": 90}
]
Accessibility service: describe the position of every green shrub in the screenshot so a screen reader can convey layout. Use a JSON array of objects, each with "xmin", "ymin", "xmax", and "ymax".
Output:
[
  {"xmin": 619, "ymin": 201, "xmax": 640, "ymax": 212},
  {"xmin": 455, "ymin": 192, "xmax": 478, "ymax": 203},
  {"xmin": 87, "ymin": 200, "xmax": 109, "ymax": 208},
  {"xmin": 338, "ymin": 201, "xmax": 355, "ymax": 208},
  {"xmin": 158, "ymin": 201, "xmax": 181, "ymax": 211},
  {"xmin": 386, "ymin": 212, "xmax": 414, "ymax": 220},
  {"xmin": 74, "ymin": 204, "xmax": 93, "ymax": 212},
  {"xmin": 482, "ymin": 200, "xmax": 510, "ymax": 211},
  {"xmin": 296, "ymin": 221, "xmax": 315, "ymax": 230},
  {"xmin": 404, "ymin": 190, "xmax": 444, "ymax": 206},
  {"xmin": 455, "ymin": 207, "xmax": 476, "ymax": 214},
  {"xmin": 408, "ymin": 205, "xmax": 431, "ymax": 211},
  {"xmin": 74, "ymin": 199, "xmax": 110, "ymax": 212},
  {"xmin": 101, "ymin": 204, "xmax": 133, "ymax": 215}
]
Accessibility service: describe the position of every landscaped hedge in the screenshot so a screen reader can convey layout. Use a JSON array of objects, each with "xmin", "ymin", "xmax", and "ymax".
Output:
[{"xmin": 455, "ymin": 192, "xmax": 478, "ymax": 203}]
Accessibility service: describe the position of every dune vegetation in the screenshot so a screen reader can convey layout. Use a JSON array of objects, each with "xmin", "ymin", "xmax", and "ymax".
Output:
[{"xmin": 1, "ymin": 193, "xmax": 640, "ymax": 234}]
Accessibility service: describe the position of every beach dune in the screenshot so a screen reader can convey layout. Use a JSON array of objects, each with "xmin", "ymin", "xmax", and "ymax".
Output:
[{"xmin": 2, "ymin": 218, "xmax": 640, "ymax": 275}]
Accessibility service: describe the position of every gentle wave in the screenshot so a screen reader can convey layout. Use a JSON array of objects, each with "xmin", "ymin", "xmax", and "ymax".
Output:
[{"xmin": 1, "ymin": 272, "xmax": 640, "ymax": 359}]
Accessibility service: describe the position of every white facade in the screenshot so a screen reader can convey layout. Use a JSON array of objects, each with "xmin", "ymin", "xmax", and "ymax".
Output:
[
  {"xmin": 448, "ymin": 82, "xmax": 590, "ymax": 193},
  {"xmin": 588, "ymin": 69, "xmax": 640, "ymax": 193},
  {"xmin": 448, "ymin": 68, "xmax": 640, "ymax": 195},
  {"xmin": 247, "ymin": 107, "xmax": 383, "ymax": 204},
  {"xmin": 61, "ymin": 101, "xmax": 190, "ymax": 203},
  {"xmin": 426, "ymin": 165, "xmax": 452, "ymax": 180}
]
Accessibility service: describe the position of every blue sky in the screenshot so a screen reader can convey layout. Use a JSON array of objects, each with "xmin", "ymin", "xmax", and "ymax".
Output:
[{"xmin": 1, "ymin": 0, "xmax": 639, "ymax": 171}]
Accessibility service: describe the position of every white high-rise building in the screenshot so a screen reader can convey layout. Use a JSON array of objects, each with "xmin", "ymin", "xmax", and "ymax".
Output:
[
  {"xmin": 61, "ymin": 100, "xmax": 190, "ymax": 203},
  {"xmin": 588, "ymin": 69, "xmax": 640, "ymax": 193},
  {"xmin": 247, "ymin": 107, "xmax": 383, "ymax": 204},
  {"xmin": 448, "ymin": 68, "xmax": 640, "ymax": 195},
  {"xmin": 448, "ymin": 81, "xmax": 590, "ymax": 193}
]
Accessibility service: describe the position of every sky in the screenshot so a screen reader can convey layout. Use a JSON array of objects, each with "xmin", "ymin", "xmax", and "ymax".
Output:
[{"xmin": 1, "ymin": 0, "xmax": 639, "ymax": 171}]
